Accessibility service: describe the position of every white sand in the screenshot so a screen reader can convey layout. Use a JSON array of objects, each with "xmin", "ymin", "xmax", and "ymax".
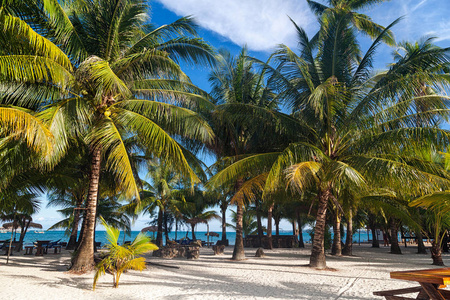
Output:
[{"xmin": 0, "ymin": 244, "xmax": 447, "ymax": 299}]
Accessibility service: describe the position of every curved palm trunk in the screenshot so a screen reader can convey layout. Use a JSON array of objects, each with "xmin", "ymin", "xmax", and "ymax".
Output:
[
  {"xmin": 431, "ymin": 240, "xmax": 444, "ymax": 266},
  {"xmin": 343, "ymin": 209, "xmax": 353, "ymax": 256},
  {"xmin": 156, "ymin": 208, "xmax": 164, "ymax": 247},
  {"xmin": 67, "ymin": 197, "xmax": 83, "ymax": 250},
  {"xmin": 232, "ymin": 202, "xmax": 245, "ymax": 260},
  {"xmin": 310, "ymin": 185, "xmax": 331, "ymax": 269},
  {"xmin": 220, "ymin": 200, "xmax": 228, "ymax": 244},
  {"xmin": 331, "ymin": 212, "xmax": 342, "ymax": 256},
  {"xmin": 389, "ymin": 219, "xmax": 402, "ymax": 254},
  {"xmin": 297, "ymin": 210, "xmax": 305, "ymax": 248},
  {"xmin": 70, "ymin": 147, "xmax": 101, "ymax": 272},
  {"xmin": 416, "ymin": 231, "xmax": 427, "ymax": 254},
  {"xmin": 267, "ymin": 203, "xmax": 274, "ymax": 249}
]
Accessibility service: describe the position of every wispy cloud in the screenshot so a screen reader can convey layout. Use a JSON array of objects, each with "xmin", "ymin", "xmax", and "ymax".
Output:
[
  {"xmin": 368, "ymin": 0, "xmax": 450, "ymax": 45},
  {"xmin": 156, "ymin": 0, "xmax": 316, "ymax": 52}
]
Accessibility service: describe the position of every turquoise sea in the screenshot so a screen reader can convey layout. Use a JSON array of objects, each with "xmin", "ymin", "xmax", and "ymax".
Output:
[{"xmin": 0, "ymin": 229, "xmax": 373, "ymax": 246}]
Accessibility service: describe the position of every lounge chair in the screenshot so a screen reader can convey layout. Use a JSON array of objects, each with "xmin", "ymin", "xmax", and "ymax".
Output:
[{"xmin": 180, "ymin": 238, "xmax": 191, "ymax": 245}]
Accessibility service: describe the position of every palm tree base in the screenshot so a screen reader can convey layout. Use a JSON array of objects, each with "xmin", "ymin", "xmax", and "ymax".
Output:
[{"xmin": 309, "ymin": 252, "xmax": 326, "ymax": 269}]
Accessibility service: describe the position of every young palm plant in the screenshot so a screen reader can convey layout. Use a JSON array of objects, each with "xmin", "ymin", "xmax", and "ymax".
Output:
[
  {"xmin": 2, "ymin": 0, "xmax": 215, "ymax": 272},
  {"xmin": 93, "ymin": 217, "xmax": 158, "ymax": 290}
]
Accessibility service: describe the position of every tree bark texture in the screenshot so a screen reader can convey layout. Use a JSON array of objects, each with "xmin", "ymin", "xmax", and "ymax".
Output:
[
  {"xmin": 297, "ymin": 210, "xmax": 305, "ymax": 248},
  {"xmin": 221, "ymin": 200, "xmax": 228, "ymax": 243},
  {"xmin": 256, "ymin": 199, "xmax": 263, "ymax": 248},
  {"xmin": 389, "ymin": 218, "xmax": 402, "ymax": 254},
  {"xmin": 232, "ymin": 179, "xmax": 245, "ymax": 260},
  {"xmin": 156, "ymin": 208, "xmax": 164, "ymax": 247},
  {"xmin": 343, "ymin": 209, "xmax": 353, "ymax": 256},
  {"xmin": 371, "ymin": 227, "xmax": 380, "ymax": 248},
  {"xmin": 191, "ymin": 223, "xmax": 196, "ymax": 240},
  {"xmin": 416, "ymin": 231, "xmax": 427, "ymax": 254},
  {"xmin": 431, "ymin": 241, "xmax": 444, "ymax": 266},
  {"xmin": 232, "ymin": 202, "xmax": 245, "ymax": 260},
  {"xmin": 164, "ymin": 212, "xmax": 169, "ymax": 244},
  {"xmin": 275, "ymin": 217, "xmax": 280, "ymax": 236},
  {"xmin": 267, "ymin": 203, "xmax": 274, "ymax": 250},
  {"xmin": 70, "ymin": 147, "xmax": 101, "ymax": 272},
  {"xmin": 331, "ymin": 212, "xmax": 342, "ymax": 256},
  {"xmin": 310, "ymin": 185, "xmax": 331, "ymax": 269}
]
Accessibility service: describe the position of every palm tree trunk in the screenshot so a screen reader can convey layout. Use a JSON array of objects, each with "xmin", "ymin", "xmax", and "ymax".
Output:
[
  {"xmin": 156, "ymin": 208, "xmax": 163, "ymax": 247},
  {"xmin": 67, "ymin": 197, "xmax": 83, "ymax": 250},
  {"xmin": 343, "ymin": 209, "xmax": 353, "ymax": 256},
  {"xmin": 232, "ymin": 179, "xmax": 245, "ymax": 260},
  {"xmin": 267, "ymin": 203, "xmax": 274, "ymax": 249},
  {"xmin": 297, "ymin": 210, "xmax": 305, "ymax": 248},
  {"xmin": 163, "ymin": 212, "xmax": 169, "ymax": 244},
  {"xmin": 416, "ymin": 231, "xmax": 427, "ymax": 254},
  {"xmin": 232, "ymin": 202, "xmax": 245, "ymax": 260},
  {"xmin": 221, "ymin": 200, "xmax": 228, "ymax": 245},
  {"xmin": 191, "ymin": 223, "xmax": 196, "ymax": 240},
  {"xmin": 331, "ymin": 212, "xmax": 342, "ymax": 256},
  {"xmin": 70, "ymin": 147, "xmax": 101, "ymax": 272},
  {"xmin": 431, "ymin": 240, "xmax": 444, "ymax": 266},
  {"xmin": 256, "ymin": 199, "xmax": 263, "ymax": 248},
  {"xmin": 17, "ymin": 219, "xmax": 30, "ymax": 252},
  {"xmin": 389, "ymin": 218, "xmax": 402, "ymax": 254},
  {"xmin": 275, "ymin": 217, "xmax": 280, "ymax": 236},
  {"xmin": 371, "ymin": 227, "xmax": 380, "ymax": 248},
  {"xmin": 310, "ymin": 185, "xmax": 331, "ymax": 269}
]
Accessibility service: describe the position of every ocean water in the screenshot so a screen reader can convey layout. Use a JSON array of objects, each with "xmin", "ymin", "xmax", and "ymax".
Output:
[{"xmin": 0, "ymin": 229, "xmax": 373, "ymax": 246}]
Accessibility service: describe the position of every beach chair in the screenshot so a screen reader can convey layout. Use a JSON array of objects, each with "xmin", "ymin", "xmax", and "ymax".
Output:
[{"xmin": 180, "ymin": 238, "xmax": 191, "ymax": 245}]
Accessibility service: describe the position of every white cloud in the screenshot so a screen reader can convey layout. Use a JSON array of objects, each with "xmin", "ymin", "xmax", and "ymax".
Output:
[
  {"xmin": 368, "ymin": 0, "xmax": 450, "ymax": 44},
  {"xmin": 156, "ymin": 0, "xmax": 316, "ymax": 51}
]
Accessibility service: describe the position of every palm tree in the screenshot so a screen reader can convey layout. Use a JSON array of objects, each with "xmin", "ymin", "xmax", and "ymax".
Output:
[
  {"xmin": 207, "ymin": 48, "xmax": 295, "ymax": 260},
  {"xmin": 175, "ymin": 188, "xmax": 220, "ymax": 240},
  {"xmin": 136, "ymin": 161, "xmax": 182, "ymax": 247},
  {"xmin": 208, "ymin": 17, "xmax": 450, "ymax": 269},
  {"xmin": 306, "ymin": 0, "xmax": 395, "ymax": 51},
  {"xmin": 228, "ymin": 208, "xmax": 259, "ymax": 237},
  {"xmin": 2, "ymin": 0, "xmax": 215, "ymax": 272}
]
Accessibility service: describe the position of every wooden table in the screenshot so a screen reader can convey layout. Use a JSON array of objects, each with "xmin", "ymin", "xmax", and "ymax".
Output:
[
  {"xmin": 374, "ymin": 268, "xmax": 450, "ymax": 299},
  {"xmin": 35, "ymin": 240, "xmax": 51, "ymax": 256}
]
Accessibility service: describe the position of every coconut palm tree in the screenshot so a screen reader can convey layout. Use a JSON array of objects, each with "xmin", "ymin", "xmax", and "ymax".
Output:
[
  {"xmin": 2, "ymin": 0, "xmax": 215, "ymax": 272},
  {"xmin": 207, "ymin": 48, "xmax": 298, "ymax": 260},
  {"xmin": 207, "ymin": 16, "xmax": 450, "ymax": 269}
]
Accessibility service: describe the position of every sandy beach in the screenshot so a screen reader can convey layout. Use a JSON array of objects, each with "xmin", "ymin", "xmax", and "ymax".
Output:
[{"xmin": 0, "ymin": 244, "xmax": 447, "ymax": 299}]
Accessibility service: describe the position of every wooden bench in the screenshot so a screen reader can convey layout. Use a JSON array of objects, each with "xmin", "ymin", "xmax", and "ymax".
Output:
[
  {"xmin": 53, "ymin": 245, "xmax": 62, "ymax": 254},
  {"xmin": 24, "ymin": 246, "xmax": 34, "ymax": 255},
  {"xmin": 2, "ymin": 245, "xmax": 14, "ymax": 255},
  {"xmin": 374, "ymin": 268, "xmax": 450, "ymax": 299}
]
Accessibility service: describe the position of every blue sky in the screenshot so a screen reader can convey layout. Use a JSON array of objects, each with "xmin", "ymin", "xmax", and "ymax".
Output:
[{"xmin": 34, "ymin": 0, "xmax": 450, "ymax": 231}]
